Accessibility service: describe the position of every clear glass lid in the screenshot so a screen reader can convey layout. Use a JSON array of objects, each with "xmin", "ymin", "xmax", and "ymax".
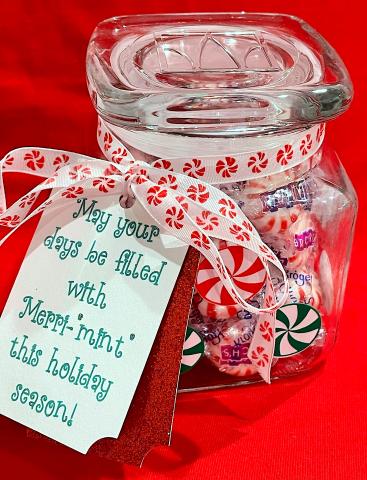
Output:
[{"xmin": 87, "ymin": 13, "xmax": 353, "ymax": 136}]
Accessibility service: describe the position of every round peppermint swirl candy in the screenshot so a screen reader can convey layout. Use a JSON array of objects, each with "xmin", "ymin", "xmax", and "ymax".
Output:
[
  {"xmin": 272, "ymin": 328, "xmax": 326, "ymax": 376},
  {"xmin": 195, "ymin": 243, "xmax": 266, "ymax": 306},
  {"xmin": 180, "ymin": 326, "xmax": 204, "ymax": 374},
  {"xmin": 274, "ymin": 303, "xmax": 321, "ymax": 357}
]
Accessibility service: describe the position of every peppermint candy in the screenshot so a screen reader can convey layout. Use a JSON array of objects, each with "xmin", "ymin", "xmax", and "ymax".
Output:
[
  {"xmin": 274, "ymin": 303, "xmax": 322, "ymax": 357},
  {"xmin": 197, "ymin": 297, "xmax": 242, "ymax": 321},
  {"xmin": 272, "ymin": 328, "xmax": 326, "ymax": 376},
  {"xmin": 251, "ymin": 206, "xmax": 302, "ymax": 236},
  {"xmin": 195, "ymin": 243, "xmax": 267, "ymax": 306},
  {"xmin": 180, "ymin": 327, "xmax": 204, "ymax": 374}
]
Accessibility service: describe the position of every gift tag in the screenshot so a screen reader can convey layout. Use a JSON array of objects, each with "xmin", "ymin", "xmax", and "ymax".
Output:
[{"xmin": 0, "ymin": 192, "xmax": 188, "ymax": 453}]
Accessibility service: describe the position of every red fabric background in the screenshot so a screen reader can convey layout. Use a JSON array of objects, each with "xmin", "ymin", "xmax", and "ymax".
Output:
[{"xmin": 0, "ymin": 1, "xmax": 366, "ymax": 479}]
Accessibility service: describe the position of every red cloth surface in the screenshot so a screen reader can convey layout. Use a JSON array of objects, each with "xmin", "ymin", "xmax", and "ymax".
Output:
[{"xmin": 0, "ymin": 1, "xmax": 366, "ymax": 479}]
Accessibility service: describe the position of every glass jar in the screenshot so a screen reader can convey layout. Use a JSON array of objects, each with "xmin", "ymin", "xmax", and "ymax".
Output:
[{"xmin": 87, "ymin": 13, "xmax": 357, "ymax": 391}]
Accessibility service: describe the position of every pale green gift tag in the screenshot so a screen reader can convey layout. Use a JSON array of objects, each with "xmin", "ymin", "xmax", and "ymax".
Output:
[{"xmin": 0, "ymin": 193, "xmax": 187, "ymax": 453}]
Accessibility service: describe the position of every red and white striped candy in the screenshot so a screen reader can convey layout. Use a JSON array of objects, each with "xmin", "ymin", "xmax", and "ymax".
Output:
[
  {"xmin": 264, "ymin": 234, "xmax": 310, "ymax": 271},
  {"xmin": 261, "ymin": 210, "xmax": 320, "ymax": 271},
  {"xmin": 286, "ymin": 248, "xmax": 311, "ymax": 270},
  {"xmin": 251, "ymin": 205, "xmax": 302, "ymax": 236},
  {"xmin": 197, "ymin": 297, "xmax": 242, "ymax": 320},
  {"xmin": 192, "ymin": 287, "xmax": 243, "ymax": 321},
  {"xmin": 195, "ymin": 243, "xmax": 266, "ymax": 306},
  {"xmin": 288, "ymin": 211, "xmax": 319, "ymax": 269},
  {"xmin": 289, "ymin": 210, "xmax": 318, "ymax": 239}
]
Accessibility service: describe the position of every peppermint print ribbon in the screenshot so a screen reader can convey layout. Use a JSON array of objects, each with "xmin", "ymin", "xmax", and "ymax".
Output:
[
  {"xmin": 106, "ymin": 121, "xmax": 325, "ymax": 184},
  {"xmin": 0, "ymin": 118, "xmax": 325, "ymax": 383}
]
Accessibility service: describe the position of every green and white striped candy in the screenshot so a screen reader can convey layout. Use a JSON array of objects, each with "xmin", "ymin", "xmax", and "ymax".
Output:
[
  {"xmin": 274, "ymin": 303, "xmax": 321, "ymax": 357},
  {"xmin": 180, "ymin": 326, "xmax": 204, "ymax": 374}
]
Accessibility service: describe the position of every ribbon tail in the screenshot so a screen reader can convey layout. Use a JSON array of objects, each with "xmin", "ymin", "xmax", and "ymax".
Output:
[
  {"xmin": 249, "ymin": 311, "xmax": 275, "ymax": 383},
  {"xmin": 248, "ymin": 276, "xmax": 277, "ymax": 383}
]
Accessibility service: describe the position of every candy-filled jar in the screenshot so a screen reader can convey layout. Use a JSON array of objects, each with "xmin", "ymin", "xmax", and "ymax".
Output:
[{"xmin": 87, "ymin": 13, "xmax": 357, "ymax": 390}]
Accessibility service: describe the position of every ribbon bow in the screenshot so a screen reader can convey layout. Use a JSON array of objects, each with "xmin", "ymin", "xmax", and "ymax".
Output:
[{"xmin": 0, "ymin": 118, "xmax": 325, "ymax": 382}]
